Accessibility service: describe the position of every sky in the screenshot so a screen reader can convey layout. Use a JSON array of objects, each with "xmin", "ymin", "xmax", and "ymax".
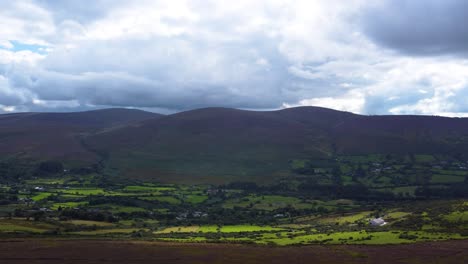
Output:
[{"xmin": 1, "ymin": 0, "xmax": 468, "ymax": 116}]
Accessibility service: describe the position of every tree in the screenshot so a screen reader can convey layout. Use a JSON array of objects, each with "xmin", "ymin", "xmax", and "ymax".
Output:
[
  {"xmin": 331, "ymin": 166, "xmax": 342, "ymax": 186},
  {"xmin": 352, "ymin": 165, "xmax": 366, "ymax": 181},
  {"xmin": 37, "ymin": 161, "xmax": 63, "ymax": 174}
]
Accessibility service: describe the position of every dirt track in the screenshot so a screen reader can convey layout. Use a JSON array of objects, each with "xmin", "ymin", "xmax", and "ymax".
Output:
[{"xmin": 0, "ymin": 239, "xmax": 467, "ymax": 264}]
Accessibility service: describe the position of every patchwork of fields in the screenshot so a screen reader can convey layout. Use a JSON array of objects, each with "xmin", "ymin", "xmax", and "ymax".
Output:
[{"xmin": 0, "ymin": 154, "xmax": 466, "ymax": 246}]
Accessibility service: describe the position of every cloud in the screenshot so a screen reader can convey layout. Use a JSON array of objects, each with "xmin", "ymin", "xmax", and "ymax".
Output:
[
  {"xmin": 361, "ymin": 0, "xmax": 468, "ymax": 56},
  {"xmin": 0, "ymin": 0, "xmax": 468, "ymax": 116},
  {"xmin": 0, "ymin": 1, "xmax": 55, "ymax": 46},
  {"xmin": 284, "ymin": 90, "xmax": 366, "ymax": 114}
]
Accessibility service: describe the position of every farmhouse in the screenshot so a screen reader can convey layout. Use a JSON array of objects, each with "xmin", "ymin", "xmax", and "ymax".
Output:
[{"xmin": 369, "ymin": 217, "xmax": 387, "ymax": 226}]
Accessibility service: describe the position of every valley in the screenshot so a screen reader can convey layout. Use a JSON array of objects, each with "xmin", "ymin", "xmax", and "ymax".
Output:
[
  {"xmin": 0, "ymin": 153, "xmax": 466, "ymax": 246},
  {"xmin": 0, "ymin": 108, "xmax": 466, "ymax": 262}
]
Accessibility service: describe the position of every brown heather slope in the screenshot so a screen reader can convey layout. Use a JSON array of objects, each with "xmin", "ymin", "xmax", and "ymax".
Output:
[
  {"xmin": 86, "ymin": 107, "xmax": 356, "ymax": 183},
  {"xmin": 333, "ymin": 115, "xmax": 468, "ymax": 155},
  {"xmin": 85, "ymin": 107, "xmax": 468, "ymax": 183},
  {"xmin": 3, "ymin": 106, "xmax": 468, "ymax": 183},
  {"xmin": 0, "ymin": 239, "xmax": 466, "ymax": 264},
  {"xmin": 0, "ymin": 108, "xmax": 162, "ymax": 165}
]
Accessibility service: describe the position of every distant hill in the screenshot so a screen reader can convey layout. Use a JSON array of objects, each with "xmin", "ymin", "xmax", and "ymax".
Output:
[
  {"xmin": 332, "ymin": 115, "xmax": 468, "ymax": 155},
  {"xmin": 2, "ymin": 106, "xmax": 468, "ymax": 184},
  {"xmin": 86, "ymin": 107, "xmax": 348, "ymax": 183},
  {"xmin": 0, "ymin": 108, "xmax": 162, "ymax": 164}
]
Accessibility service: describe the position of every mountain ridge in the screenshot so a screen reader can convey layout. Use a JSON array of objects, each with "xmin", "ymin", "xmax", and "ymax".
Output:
[{"xmin": 2, "ymin": 106, "xmax": 468, "ymax": 184}]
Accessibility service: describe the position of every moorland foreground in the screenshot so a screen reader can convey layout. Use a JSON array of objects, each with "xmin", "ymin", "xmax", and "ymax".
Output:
[{"xmin": 0, "ymin": 239, "xmax": 467, "ymax": 264}]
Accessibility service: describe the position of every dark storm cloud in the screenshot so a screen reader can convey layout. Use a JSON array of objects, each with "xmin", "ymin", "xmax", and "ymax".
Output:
[{"xmin": 361, "ymin": 0, "xmax": 468, "ymax": 56}]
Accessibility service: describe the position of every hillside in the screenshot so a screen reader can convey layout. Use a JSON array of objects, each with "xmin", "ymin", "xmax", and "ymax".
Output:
[
  {"xmin": 0, "ymin": 108, "xmax": 162, "ymax": 164},
  {"xmin": 85, "ymin": 107, "xmax": 360, "ymax": 182},
  {"xmin": 85, "ymin": 107, "xmax": 468, "ymax": 183},
  {"xmin": 2, "ymin": 106, "xmax": 468, "ymax": 184},
  {"xmin": 332, "ymin": 115, "xmax": 468, "ymax": 154}
]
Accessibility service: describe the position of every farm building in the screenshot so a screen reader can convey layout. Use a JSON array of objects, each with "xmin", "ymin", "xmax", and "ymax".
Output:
[{"xmin": 369, "ymin": 217, "xmax": 387, "ymax": 226}]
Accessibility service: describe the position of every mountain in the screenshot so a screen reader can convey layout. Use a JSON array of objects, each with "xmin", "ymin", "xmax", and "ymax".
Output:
[
  {"xmin": 332, "ymin": 115, "xmax": 468, "ymax": 155},
  {"xmin": 2, "ymin": 106, "xmax": 468, "ymax": 184},
  {"xmin": 84, "ymin": 107, "xmax": 468, "ymax": 183},
  {"xmin": 0, "ymin": 108, "xmax": 162, "ymax": 164},
  {"xmin": 87, "ymin": 107, "xmax": 349, "ymax": 183}
]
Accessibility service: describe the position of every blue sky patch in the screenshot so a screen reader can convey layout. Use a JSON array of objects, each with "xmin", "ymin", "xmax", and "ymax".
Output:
[{"xmin": 3, "ymin": 40, "xmax": 48, "ymax": 55}]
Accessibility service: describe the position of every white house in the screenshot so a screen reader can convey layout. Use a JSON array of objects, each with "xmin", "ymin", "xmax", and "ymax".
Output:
[{"xmin": 369, "ymin": 217, "xmax": 387, "ymax": 226}]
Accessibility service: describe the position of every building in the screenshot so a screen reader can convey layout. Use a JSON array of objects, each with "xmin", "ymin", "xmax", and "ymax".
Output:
[{"xmin": 369, "ymin": 217, "xmax": 386, "ymax": 226}]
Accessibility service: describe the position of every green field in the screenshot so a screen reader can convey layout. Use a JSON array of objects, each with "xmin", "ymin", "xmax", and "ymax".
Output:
[
  {"xmin": 31, "ymin": 192, "xmax": 53, "ymax": 201},
  {"xmin": 431, "ymin": 174, "xmax": 465, "ymax": 184},
  {"xmin": 184, "ymin": 194, "xmax": 208, "ymax": 204},
  {"xmin": 444, "ymin": 211, "xmax": 468, "ymax": 222},
  {"xmin": 0, "ymin": 220, "xmax": 55, "ymax": 233},
  {"xmin": 261, "ymin": 230, "xmax": 464, "ymax": 246},
  {"xmin": 123, "ymin": 185, "xmax": 175, "ymax": 193},
  {"xmin": 69, "ymin": 228, "xmax": 148, "ymax": 235},
  {"xmin": 65, "ymin": 220, "xmax": 115, "ymax": 227},
  {"xmin": 140, "ymin": 196, "xmax": 181, "ymax": 204},
  {"xmin": 156, "ymin": 225, "xmax": 284, "ymax": 234},
  {"xmin": 317, "ymin": 211, "xmax": 372, "ymax": 225},
  {"xmin": 223, "ymin": 195, "xmax": 303, "ymax": 210},
  {"xmin": 50, "ymin": 201, "xmax": 88, "ymax": 210},
  {"xmin": 61, "ymin": 188, "xmax": 106, "ymax": 195}
]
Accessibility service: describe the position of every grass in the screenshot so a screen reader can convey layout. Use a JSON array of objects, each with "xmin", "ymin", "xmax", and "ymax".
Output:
[
  {"xmin": 444, "ymin": 211, "xmax": 468, "ymax": 222},
  {"xmin": 61, "ymin": 188, "xmax": 106, "ymax": 196},
  {"xmin": 0, "ymin": 223, "xmax": 47, "ymax": 233},
  {"xmin": 65, "ymin": 220, "xmax": 115, "ymax": 227},
  {"xmin": 154, "ymin": 229, "xmax": 465, "ymax": 245},
  {"xmin": 414, "ymin": 154, "xmax": 435, "ymax": 163},
  {"xmin": 140, "ymin": 196, "xmax": 181, "ymax": 204},
  {"xmin": 69, "ymin": 228, "xmax": 148, "ymax": 235},
  {"xmin": 433, "ymin": 169, "xmax": 467, "ymax": 176},
  {"xmin": 157, "ymin": 226, "xmax": 201, "ymax": 233},
  {"xmin": 123, "ymin": 185, "xmax": 175, "ymax": 193},
  {"xmin": 0, "ymin": 219, "xmax": 55, "ymax": 233},
  {"xmin": 382, "ymin": 186, "xmax": 417, "ymax": 196},
  {"xmin": 223, "ymin": 195, "xmax": 302, "ymax": 211},
  {"xmin": 261, "ymin": 230, "xmax": 464, "ymax": 246},
  {"xmin": 2, "ymin": 165, "xmax": 466, "ymax": 246},
  {"xmin": 25, "ymin": 178, "xmax": 66, "ymax": 185},
  {"xmin": 90, "ymin": 204, "xmax": 147, "ymax": 213},
  {"xmin": 50, "ymin": 201, "xmax": 88, "ymax": 210},
  {"xmin": 317, "ymin": 211, "xmax": 372, "ymax": 225},
  {"xmin": 31, "ymin": 192, "xmax": 53, "ymax": 201},
  {"xmin": 156, "ymin": 225, "xmax": 283, "ymax": 234},
  {"xmin": 219, "ymin": 225, "xmax": 282, "ymax": 233},
  {"xmin": 184, "ymin": 194, "xmax": 208, "ymax": 204},
  {"xmin": 385, "ymin": 211, "xmax": 411, "ymax": 219},
  {"xmin": 430, "ymin": 174, "xmax": 465, "ymax": 184},
  {"xmin": 290, "ymin": 159, "xmax": 310, "ymax": 171},
  {"xmin": 155, "ymin": 229, "xmax": 465, "ymax": 246}
]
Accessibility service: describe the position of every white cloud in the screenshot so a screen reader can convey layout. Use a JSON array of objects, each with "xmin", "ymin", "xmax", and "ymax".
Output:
[
  {"xmin": 0, "ymin": 0, "xmax": 468, "ymax": 116},
  {"xmin": 0, "ymin": 0, "xmax": 55, "ymax": 46},
  {"xmin": 285, "ymin": 90, "xmax": 366, "ymax": 113}
]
